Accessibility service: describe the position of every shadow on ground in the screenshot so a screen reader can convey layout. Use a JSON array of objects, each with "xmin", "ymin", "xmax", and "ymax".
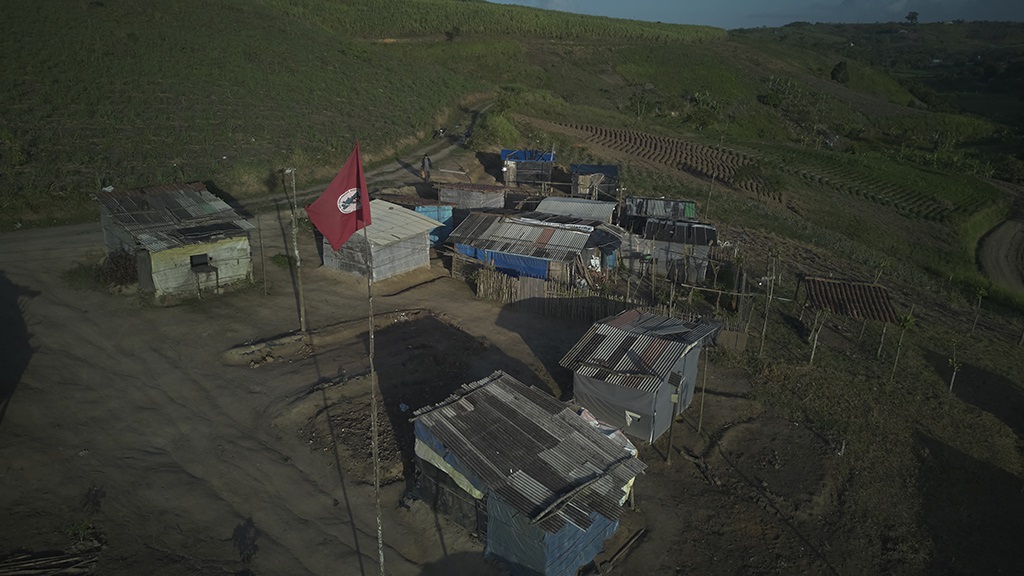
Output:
[
  {"xmin": 916, "ymin": 432, "xmax": 1024, "ymax": 575},
  {"xmin": 925, "ymin": 350, "xmax": 1024, "ymax": 436},
  {"xmin": 0, "ymin": 272, "xmax": 38, "ymax": 426},
  {"xmin": 495, "ymin": 300, "xmax": 594, "ymax": 400},
  {"xmin": 416, "ymin": 551, "xmax": 498, "ymax": 576}
]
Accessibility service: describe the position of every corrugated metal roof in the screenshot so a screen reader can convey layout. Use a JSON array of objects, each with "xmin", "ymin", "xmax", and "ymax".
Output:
[
  {"xmin": 374, "ymin": 193, "xmax": 455, "ymax": 207},
  {"xmin": 412, "ymin": 371, "xmax": 646, "ymax": 533},
  {"xmin": 448, "ymin": 212, "xmax": 590, "ymax": 262},
  {"xmin": 537, "ymin": 198, "xmax": 616, "ymax": 223},
  {"xmin": 642, "ymin": 218, "xmax": 717, "ymax": 245},
  {"xmin": 802, "ymin": 276, "xmax": 900, "ymax": 324},
  {"xmin": 624, "ymin": 196, "xmax": 697, "ymax": 220},
  {"xmin": 436, "ymin": 182, "xmax": 510, "ymax": 193},
  {"xmin": 98, "ymin": 182, "xmax": 253, "ymax": 252},
  {"xmin": 570, "ymin": 164, "xmax": 619, "ymax": 178},
  {"xmin": 363, "ymin": 199, "xmax": 443, "ymax": 247},
  {"xmin": 560, "ymin": 310, "xmax": 718, "ymax": 393}
]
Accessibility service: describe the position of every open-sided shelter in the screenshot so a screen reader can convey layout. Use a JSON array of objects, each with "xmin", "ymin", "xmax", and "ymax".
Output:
[
  {"xmin": 448, "ymin": 210, "xmax": 621, "ymax": 283},
  {"xmin": 501, "ymin": 149, "xmax": 555, "ymax": 187},
  {"xmin": 321, "ymin": 199, "xmax": 441, "ymax": 281},
  {"xmin": 795, "ymin": 276, "xmax": 900, "ymax": 324},
  {"xmin": 411, "ymin": 371, "xmax": 646, "ymax": 576},
  {"xmin": 570, "ymin": 164, "xmax": 619, "ymax": 200},
  {"xmin": 560, "ymin": 310, "xmax": 718, "ymax": 443},
  {"xmin": 98, "ymin": 182, "xmax": 253, "ymax": 302},
  {"xmin": 794, "ymin": 275, "xmax": 902, "ymax": 363}
]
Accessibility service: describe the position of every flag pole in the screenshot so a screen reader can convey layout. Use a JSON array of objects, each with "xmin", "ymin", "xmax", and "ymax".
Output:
[
  {"xmin": 285, "ymin": 168, "xmax": 308, "ymax": 333},
  {"xmin": 363, "ymin": 225, "xmax": 385, "ymax": 575}
]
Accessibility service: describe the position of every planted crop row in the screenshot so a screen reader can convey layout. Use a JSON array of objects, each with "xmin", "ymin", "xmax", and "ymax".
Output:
[
  {"xmin": 786, "ymin": 164, "xmax": 954, "ymax": 221},
  {"xmin": 560, "ymin": 123, "xmax": 771, "ymax": 197}
]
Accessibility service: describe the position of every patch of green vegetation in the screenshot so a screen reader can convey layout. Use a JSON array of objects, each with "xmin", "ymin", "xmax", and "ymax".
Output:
[
  {"xmin": 270, "ymin": 253, "xmax": 294, "ymax": 270},
  {"xmin": 60, "ymin": 249, "xmax": 138, "ymax": 292}
]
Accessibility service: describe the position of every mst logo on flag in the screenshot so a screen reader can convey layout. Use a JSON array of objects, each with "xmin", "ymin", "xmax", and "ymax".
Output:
[
  {"xmin": 337, "ymin": 188, "xmax": 360, "ymax": 214},
  {"xmin": 306, "ymin": 143, "xmax": 372, "ymax": 251}
]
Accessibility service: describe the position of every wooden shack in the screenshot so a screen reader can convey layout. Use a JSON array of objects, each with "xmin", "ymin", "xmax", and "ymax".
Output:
[
  {"xmin": 411, "ymin": 371, "xmax": 646, "ymax": 576},
  {"xmin": 97, "ymin": 182, "xmax": 253, "ymax": 303},
  {"xmin": 560, "ymin": 310, "xmax": 719, "ymax": 443},
  {"xmin": 321, "ymin": 199, "xmax": 441, "ymax": 281}
]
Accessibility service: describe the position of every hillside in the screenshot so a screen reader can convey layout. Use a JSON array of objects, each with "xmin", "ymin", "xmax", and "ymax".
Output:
[{"xmin": 2, "ymin": 2, "xmax": 1024, "ymax": 575}]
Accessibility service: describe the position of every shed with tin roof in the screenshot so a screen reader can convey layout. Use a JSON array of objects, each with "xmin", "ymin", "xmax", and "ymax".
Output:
[
  {"xmin": 411, "ymin": 370, "xmax": 645, "ymax": 576},
  {"xmin": 560, "ymin": 309, "xmax": 718, "ymax": 442}
]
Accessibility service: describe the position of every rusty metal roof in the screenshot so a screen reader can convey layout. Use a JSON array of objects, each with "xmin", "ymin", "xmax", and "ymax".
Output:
[
  {"xmin": 411, "ymin": 371, "xmax": 646, "ymax": 534},
  {"xmin": 560, "ymin": 310, "xmax": 718, "ymax": 393},
  {"xmin": 98, "ymin": 182, "xmax": 253, "ymax": 252},
  {"xmin": 802, "ymin": 276, "xmax": 900, "ymax": 324},
  {"xmin": 448, "ymin": 211, "xmax": 591, "ymax": 262}
]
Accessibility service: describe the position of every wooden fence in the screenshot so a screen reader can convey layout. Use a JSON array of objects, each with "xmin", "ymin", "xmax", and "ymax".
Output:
[{"xmin": 473, "ymin": 265, "xmax": 705, "ymax": 324}]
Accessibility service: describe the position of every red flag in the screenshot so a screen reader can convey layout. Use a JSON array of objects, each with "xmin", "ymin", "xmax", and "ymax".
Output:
[{"xmin": 305, "ymin": 143, "xmax": 372, "ymax": 251}]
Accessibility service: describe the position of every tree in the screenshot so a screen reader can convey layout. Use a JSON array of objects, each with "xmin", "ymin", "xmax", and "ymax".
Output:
[
  {"xmin": 906, "ymin": 11, "xmax": 919, "ymax": 25},
  {"xmin": 830, "ymin": 61, "xmax": 850, "ymax": 84}
]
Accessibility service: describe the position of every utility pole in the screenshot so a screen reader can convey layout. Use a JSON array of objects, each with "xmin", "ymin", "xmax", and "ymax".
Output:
[{"xmin": 284, "ymin": 168, "xmax": 308, "ymax": 333}]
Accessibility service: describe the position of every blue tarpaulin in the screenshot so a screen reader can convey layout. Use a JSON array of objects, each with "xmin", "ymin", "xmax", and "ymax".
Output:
[
  {"xmin": 501, "ymin": 149, "xmax": 556, "ymax": 162},
  {"xmin": 414, "ymin": 205, "xmax": 453, "ymax": 247},
  {"xmin": 456, "ymin": 244, "xmax": 550, "ymax": 279}
]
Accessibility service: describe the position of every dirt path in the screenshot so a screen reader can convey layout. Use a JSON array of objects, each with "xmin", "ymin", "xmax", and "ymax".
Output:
[{"xmin": 977, "ymin": 183, "xmax": 1024, "ymax": 295}]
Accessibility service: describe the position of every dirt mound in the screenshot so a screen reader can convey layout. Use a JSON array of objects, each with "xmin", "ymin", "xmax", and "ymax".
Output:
[{"xmin": 709, "ymin": 415, "xmax": 836, "ymax": 521}]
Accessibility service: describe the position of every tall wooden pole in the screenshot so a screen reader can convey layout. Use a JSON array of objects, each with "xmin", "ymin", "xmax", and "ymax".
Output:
[
  {"xmin": 758, "ymin": 254, "xmax": 775, "ymax": 358},
  {"xmin": 257, "ymin": 211, "xmax": 267, "ymax": 295},
  {"xmin": 697, "ymin": 351, "xmax": 709, "ymax": 434},
  {"xmin": 286, "ymin": 169, "xmax": 308, "ymax": 333},
  {"xmin": 363, "ymin": 226, "xmax": 385, "ymax": 576}
]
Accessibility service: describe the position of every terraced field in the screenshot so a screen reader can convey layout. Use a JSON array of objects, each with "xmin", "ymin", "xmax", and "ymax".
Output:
[
  {"xmin": 783, "ymin": 160, "xmax": 955, "ymax": 221},
  {"xmin": 518, "ymin": 118, "xmax": 775, "ymax": 199},
  {"xmin": 519, "ymin": 118, "xmax": 997, "ymax": 223}
]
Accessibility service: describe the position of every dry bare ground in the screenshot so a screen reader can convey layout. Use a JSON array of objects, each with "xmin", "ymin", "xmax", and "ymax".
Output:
[
  {"xmin": 0, "ymin": 186, "xmax": 844, "ymax": 576},
  {"xmin": 4, "ymin": 138, "xmax": 1020, "ymax": 575}
]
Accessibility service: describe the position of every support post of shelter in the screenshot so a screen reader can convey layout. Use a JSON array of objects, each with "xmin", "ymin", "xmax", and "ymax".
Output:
[
  {"xmin": 697, "ymin": 352, "xmax": 709, "ymax": 435},
  {"xmin": 809, "ymin": 311, "xmax": 824, "ymax": 366}
]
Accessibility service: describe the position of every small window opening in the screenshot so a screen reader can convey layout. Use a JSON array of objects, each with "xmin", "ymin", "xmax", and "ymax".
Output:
[{"xmin": 190, "ymin": 253, "xmax": 210, "ymax": 268}]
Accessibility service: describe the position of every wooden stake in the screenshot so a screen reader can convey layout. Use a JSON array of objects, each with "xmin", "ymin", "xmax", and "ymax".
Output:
[
  {"xmin": 809, "ymin": 311, "xmax": 823, "ymax": 366},
  {"xmin": 890, "ymin": 304, "xmax": 915, "ymax": 383},
  {"xmin": 876, "ymin": 323, "xmax": 887, "ymax": 359},
  {"xmin": 758, "ymin": 254, "xmax": 775, "ymax": 358}
]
